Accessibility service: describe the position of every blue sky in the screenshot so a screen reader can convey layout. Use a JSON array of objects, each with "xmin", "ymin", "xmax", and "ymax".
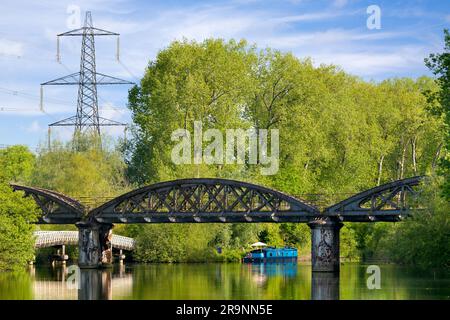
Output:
[{"xmin": 0, "ymin": 0, "xmax": 448, "ymax": 150}]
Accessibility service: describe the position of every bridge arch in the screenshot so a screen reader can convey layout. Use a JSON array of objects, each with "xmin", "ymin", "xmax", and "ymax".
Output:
[
  {"xmin": 325, "ymin": 176, "xmax": 425, "ymax": 222},
  {"xmin": 11, "ymin": 184, "xmax": 85, "ymax": 224},
  {"xmin": 89, "ymin": 178, "xmax": 320, "ymax": 223}
]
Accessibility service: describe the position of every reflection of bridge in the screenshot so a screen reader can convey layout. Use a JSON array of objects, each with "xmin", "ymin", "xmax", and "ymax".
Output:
[
  {"xmin": 30, "ymin": 265, "xmax": 133, "ymax": 300},
  {"xmin": 33, "ymin": 274, "xmax": 134, "ymax": 300},
  {"xmin": 12, "ymin": 176, "xmax": 424, "ymax": 272}
]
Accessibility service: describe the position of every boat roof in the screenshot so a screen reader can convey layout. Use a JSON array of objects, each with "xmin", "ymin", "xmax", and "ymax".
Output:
[{"xmin": 250, "ymin": 246, "xmax": 297, "ymax": 252}]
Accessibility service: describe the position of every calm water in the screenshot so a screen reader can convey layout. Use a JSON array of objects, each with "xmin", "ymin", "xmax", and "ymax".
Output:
[{"xmin": 0, "ymin": 262, "xmax": 449, "ymax": 300}]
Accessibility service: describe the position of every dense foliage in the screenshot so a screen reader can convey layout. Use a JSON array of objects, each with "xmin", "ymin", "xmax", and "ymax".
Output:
[
  {"xmin": 425, "ymin": 29, "xmax": 450, "ymax": 199},
  {"xmin": 123, "ymin": 38, "xmax": 446, "ymax": 265},
  {"xmin": 385, "ymin": 178, "xmax": 449, "ymax": 268},
  {"xmin": 31, "ymin": 135, "xmax": 130, "ymax": 210},
  {"xmin": 350, "ymin": 30, "xmax": 450, "ymax": 269},
  {"xmin": 0, "ymin": 146, "xmax": 38, "ymax": 271},
  {"xmin": 125, "ymin": 39, "xmax": 442, "ymax": 194}
]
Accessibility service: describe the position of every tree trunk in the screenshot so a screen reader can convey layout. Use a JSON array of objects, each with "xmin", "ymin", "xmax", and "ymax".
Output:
[
  {"xmin": 399, "ymin": 143, "xmax": 407, "ymax": 180},
  {"xmin": 411, "ymin": 136, "xmax": 417, "ymax": 175},
  {"xmin": 432, "ymin": 143, "xmax": 443, "ymax": 170},
  {"xmin": 377, "ymin": 154, "xmax": 385, "ymax": 186}
]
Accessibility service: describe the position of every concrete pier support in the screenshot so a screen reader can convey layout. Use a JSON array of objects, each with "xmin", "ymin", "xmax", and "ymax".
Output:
[
  {"xmin": 118, "ymin": 249, "xmax": 125, "ymax": 265},
  {"xmin": 61, "ymin": 245, "xmax": 66, "ymax": 265},
  {"xmin": 58, "ymin": 245, "xmax": 68, "ymax": 265},
  {"xmin": 51, "ymin": 245, "xmax": 69, "ymax": 266},
  {"xmin": 308, "ymin": 219, "xmax": 342, "ymax": 273},
  {"xmin": 76, "ymin": 221, "xmax": 113, "ymax": 268}
]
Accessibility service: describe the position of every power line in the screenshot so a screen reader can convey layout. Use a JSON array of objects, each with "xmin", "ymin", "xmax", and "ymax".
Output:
[
  {"xmin": 0, "ymin": 86, "xmax": 73, "ymax": 107},
  {"xmin": 0, "ymin": 86, "xmax": 129, "ymax": 112},
  {"xmin": 0, "ymin": 106, "xmax": 42, "ymax": 112}
]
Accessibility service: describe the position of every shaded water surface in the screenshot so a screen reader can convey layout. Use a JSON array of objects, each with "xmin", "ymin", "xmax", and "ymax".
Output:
[{"xmin": 0, "ymin": 262, "xmax": 448, "ymax": 300}]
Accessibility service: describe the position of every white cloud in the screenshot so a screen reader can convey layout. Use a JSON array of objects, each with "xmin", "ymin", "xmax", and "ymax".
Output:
[
  {"xmin": 333, "ymin": 0, "xmax": 348, "ymax": 8},
  {"xmin": 0, "ymin": 38, "xmax": 24, "ymax": 57},
  {"xmin": 305, "ymin": 46, "xmax": 428, "ymax": 77},
  {"xmin": 99, "ymin": 101, "xmax": 130, "ymax": 137},
  {"xmin": 263, "ymin": 29, "xmax": 404, "ymax": 48},
  {"xmin": 270, "ymin": 12, "xmax": 343, "ymax": 23},
  {"xmin": 25, "ymin": 120, "xmax": 44, "ymax": 133}
]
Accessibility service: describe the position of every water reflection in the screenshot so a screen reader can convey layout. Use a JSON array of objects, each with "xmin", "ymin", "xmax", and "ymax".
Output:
[
  {"xmin": 27, "ymin": 264, "xmax": 133, "ymax": 300},
  {"xmin": 32, "ymin": 264, "xmax": 77, "ymax": 300},
  {"xmin": 311, "ymin": 272, "xmax": 339, "ymax": 300},
  {"xmin": 0, "ymin": 262, "xmax": 448, "ymax": 300},
  {"xmin": 248, "ymin": 262, "xmax": 298, "ymax": 287}
]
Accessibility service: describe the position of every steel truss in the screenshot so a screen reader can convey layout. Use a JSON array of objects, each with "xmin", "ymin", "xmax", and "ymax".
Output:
[{"xmin": 11, "ymin": 177, "xmax": 425, "ymax": 224}]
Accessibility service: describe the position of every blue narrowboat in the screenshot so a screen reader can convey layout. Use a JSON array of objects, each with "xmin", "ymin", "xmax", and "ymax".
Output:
[{"xmin": 243, "ymin": 247, "xmax": 298, "ymax": 263}]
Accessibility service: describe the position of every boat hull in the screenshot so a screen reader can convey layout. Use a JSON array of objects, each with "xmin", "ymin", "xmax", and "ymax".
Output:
[
  {"xmin": 243, "ymin": 247, "xmax": 298, "ymax": 264},
  {"xmin": 242, "ymin": 257, "xmax": 298, "ymax": 263}
]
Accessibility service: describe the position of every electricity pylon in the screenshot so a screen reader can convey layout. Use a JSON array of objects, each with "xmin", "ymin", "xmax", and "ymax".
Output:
[{"xmin": 41, "ymin": 11, "xmax": 133, "ymax": 145}]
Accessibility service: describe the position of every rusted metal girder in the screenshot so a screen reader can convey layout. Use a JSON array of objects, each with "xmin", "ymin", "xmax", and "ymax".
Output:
[
  {"xmin": 10, "ymin": 184, "xmax": 84, "ymax": 224},
  {"xmin": 11, "ymin": 177, "xmax": 424, "ymax": 224},
  {"xmin": 324, "ymin": 176, "xmax": 424, "ymax": 222},
  {"xmin": 89, "ymin": 178, "xmax": 320, "ymax": 224}
]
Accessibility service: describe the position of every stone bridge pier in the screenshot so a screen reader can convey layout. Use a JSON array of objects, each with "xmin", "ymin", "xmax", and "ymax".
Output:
[
  {"xmin": 308, "ymin": 219, "xmax": 342, "ymax": 273},
  {"xmin": 76, "ymin": 221, "xmax": 114, "ymax": 268}
]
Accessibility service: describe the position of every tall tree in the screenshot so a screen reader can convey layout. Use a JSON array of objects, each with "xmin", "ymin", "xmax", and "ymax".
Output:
[
  {"xmin": 32, "ymin": 136, "xmax": 129, "ymax": 208},
  {"xmin": 425, "ymin": 29, "xmax": 450, "ymax": 199},
  {"xmin": 0, "ymin": 146, "xmax": 38, "ymax": 270},
  {"xmin": 125, "ymin": 39, "xmax": 256, "ymax": 184},
  {"xmin": 0, "ymin": 145, "xmax": 35, "ymax": 183}
]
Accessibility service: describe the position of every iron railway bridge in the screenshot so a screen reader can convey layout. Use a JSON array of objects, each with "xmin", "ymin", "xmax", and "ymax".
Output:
[{"xmin": 12, "ymin": 176, "xmax": 424, "ymax": 272}]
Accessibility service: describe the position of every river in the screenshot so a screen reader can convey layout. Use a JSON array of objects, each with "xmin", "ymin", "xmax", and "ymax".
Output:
[{"xmin": 0, "ymin": 262, "xmax": 448, "ymax": 300}]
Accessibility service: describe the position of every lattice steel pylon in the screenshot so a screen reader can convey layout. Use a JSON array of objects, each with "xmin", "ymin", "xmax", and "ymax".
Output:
[{"xmin": 41, "ymin": 11, "xmax": 133, "ymax": 141}]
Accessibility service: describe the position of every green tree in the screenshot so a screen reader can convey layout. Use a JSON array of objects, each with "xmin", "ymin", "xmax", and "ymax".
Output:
[
  {"xmin": 134, "ymin": 225, "xmax": 187, "ymax": 263},
  {"xmin": 279, "ymin": 223, "xmax": 309, "ymax": 247},
  {"xmin": 124, "ymin": 38, "xmax": 256, "ymax": 184},
  {"xmin": 381, "ymin": 177, "xmax": 450, "ymax": 269},
  {"xmin": 0, "ymin": 185, "xmax": 37, "ymax": 270},
  {"xmin": 0, "ymin": 146, "xmax": 38, "ymax": 270},
  {"xmin": 0, "ymin": 145, "xmax": 35, "ymax": 183},
  {"xmin": 425, "ymin": 29, "xmax": 450, "ymax": 199},
  {"xmin": 32, "ymin": 135, "xmax": 130, "ymax": 209}
]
